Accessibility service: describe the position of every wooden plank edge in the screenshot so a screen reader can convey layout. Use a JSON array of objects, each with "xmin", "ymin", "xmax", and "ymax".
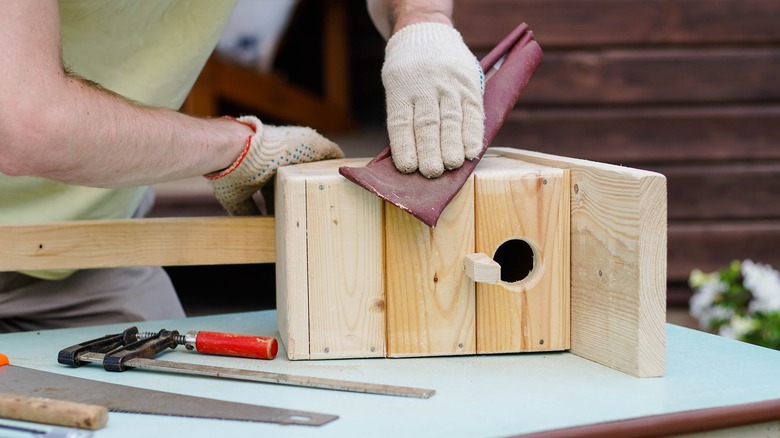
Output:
[
  {"xmin": 490, "ymin": 147, "xmax": 666, "ymax": 377},
  {"xmin": 637, "ymin": 174, "xmax": 668, "ymax": 377},
  {"xmin": 0, "ymin": 216, "xmax": 275, "ymax": 271},
  {"xmin": 274, "ymin": 170, "xmax": 310, "ymax": 360}
]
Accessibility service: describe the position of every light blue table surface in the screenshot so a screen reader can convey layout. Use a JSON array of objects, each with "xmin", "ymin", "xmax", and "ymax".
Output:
[{"xmin": 1, "ymin": 310, "xmax": 779, "ymax": 437}]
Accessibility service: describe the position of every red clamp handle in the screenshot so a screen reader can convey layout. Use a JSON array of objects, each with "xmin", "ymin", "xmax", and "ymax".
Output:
[{"xmin": 188, "ymin": 331, "xmax": 278, "ymax": 360}]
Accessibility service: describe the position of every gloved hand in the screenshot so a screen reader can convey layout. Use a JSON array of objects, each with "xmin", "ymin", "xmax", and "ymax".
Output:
[
  {"xmin": 206, "ymin": 116, "xmax": 344, "ymax": 215},
  {"xmin": 382, "ymin": 22, "xmax": 485, "ymax": 178}
]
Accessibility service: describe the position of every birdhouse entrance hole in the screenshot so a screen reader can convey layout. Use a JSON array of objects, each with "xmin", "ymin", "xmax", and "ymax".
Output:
[{"xmin": 493, "ymin": 238, "xmax": 535, "ymax": 283}]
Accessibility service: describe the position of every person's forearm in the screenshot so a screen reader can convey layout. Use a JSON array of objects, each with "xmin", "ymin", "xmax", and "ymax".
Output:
[
  {"xmin": 16, "ymin": 73, "xmax": 251, "ymax": 188},
  {"xmin": 0, "ymin": 0, "xmax": 250, "ymax": 188},
  {"xmin": 367, "ymin": 0, "xmax": 453, "ymax": 39}
]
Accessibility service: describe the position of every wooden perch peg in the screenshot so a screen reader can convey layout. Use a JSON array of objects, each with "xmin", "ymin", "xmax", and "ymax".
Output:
[{"xmin": 463, "ymin": 253, "xmax": 501, "ymax": 284}]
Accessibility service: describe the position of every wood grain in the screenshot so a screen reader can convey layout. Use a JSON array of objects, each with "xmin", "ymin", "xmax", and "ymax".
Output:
[
  {"xmin": 304, "ymin": 167, "xmax": 385, "ymax": 359},
  {"xmin": 463, "ymin": 253, "xmax": 501, "ymax": 284},
  {"xmin": 0, "ymin": 217, "xmax": 273, "ymax": 272},
  {"xmin": 275, "ymin": 168, "xmax": 310, "ymax": 359},
  {"xmin": 385, "ymin": 178, "xmax": 476, "ymax": 357},
  {"xmin": 0, "ymin": 392, "xmax": 108, "ymax": 430},
  {"xmin": 474, "ymin": 157, "xmax": 570, "ymax": 353},
  {"xmin": 491, "ymin": 148, "xmax": 666, "ymax": 377}
]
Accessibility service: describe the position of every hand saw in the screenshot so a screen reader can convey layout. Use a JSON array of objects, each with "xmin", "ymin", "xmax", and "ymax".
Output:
[{"xmin": 0, "ymin": 357, "xmax": 337, "ymax": 427}]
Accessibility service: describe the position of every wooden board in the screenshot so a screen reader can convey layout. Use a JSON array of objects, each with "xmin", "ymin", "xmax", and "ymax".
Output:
[
  {"xmin": 520, "ymin": 49, "xmax": 780, "ymax": 105},
  {"xmin": 275, "ymin": 169, "xmax": 310, "ymax": 360},
  {"xmin": 667, "ymin": 221, "xmax": 780, "ymax": 283},
  {"xmin": 211, "ymin": 58, "xmax": 354, "ymax": 132},
  {"xmin": 304, "ymin": 167, "xmax": 385, "ymax": 359},
  {"xmin": 456, "ymin": 0, "xmax": 780, "ymax": 47},
  {"xmin": 385, "ymin": 178, "xmax": 476, "ymax": 357},
  {"xmin": 652, "ymin": 163, "xmax": 780, "ymax": 220},
  {"xmin": 495, "ymin": 106, "xmax": 780, "ymax": 165},
  {"xmin": 491, "ymin": 148, "xmax": 666, "ymax": 377},
  {"xmin": 0, "ymin": 217, "xmax": 274, "ymax": 272},
  {"xmin": 276, "ymin": 158, "xmax": 385, "ymax": 360},
  {"xmin": 474, "ymin": 157, "xmax": 570, "ymax": 353}
]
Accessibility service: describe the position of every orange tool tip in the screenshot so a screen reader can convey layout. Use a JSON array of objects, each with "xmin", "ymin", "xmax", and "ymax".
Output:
[{"xmin": 0, "ymin": 354, "xmax": 9, "ymax": 366}]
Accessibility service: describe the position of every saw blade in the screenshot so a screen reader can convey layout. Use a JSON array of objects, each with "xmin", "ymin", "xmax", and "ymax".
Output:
[
  {"xmin": 0, "ymin": 364, "xmax": 337, "ymax": 426},
  {"xmin": 77, "ymin": 352, "xmax": 435, "ymax": 399}
]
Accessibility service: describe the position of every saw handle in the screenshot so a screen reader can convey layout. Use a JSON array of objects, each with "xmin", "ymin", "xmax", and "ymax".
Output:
[
  {"xmin": 187, "ymin": 331, "xmax": 278, "ymax": 360},
  {"xmin": 0, "ymin": 355, "xmax": 108, "ymax": 430},
  {"xmin": 0, "ymin": 393, "xmax": 108, "ymax": 430}
]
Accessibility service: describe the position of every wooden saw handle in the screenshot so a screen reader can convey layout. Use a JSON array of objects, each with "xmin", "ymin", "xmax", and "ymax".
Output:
[
  {"xmin": 0, "ymin": 354, "xmax": 108, "ymax": 430},
  {"xmin": 0, "ymin": 392, "xmax": 108, "ymax": 430}
]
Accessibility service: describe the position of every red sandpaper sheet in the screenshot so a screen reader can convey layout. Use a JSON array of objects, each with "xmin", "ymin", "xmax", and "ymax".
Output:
[{"xmin": 339, "ymin": 23, "xmax": 543, "ymax": 227}]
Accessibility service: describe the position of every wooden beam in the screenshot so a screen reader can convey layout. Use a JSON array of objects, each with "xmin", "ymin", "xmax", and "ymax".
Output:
[
  {"xmin": 322, "ymin": 0, "xmax": 351, "ymax": 112},
  {"xmin": 654, "ymin": 163, "xmax": 780, "ymax": 221},
  {"xmin": 213, "ymin": 59, "xmax": 354, "ymax": 132},
  {"xmin": 275, "ymin": 169, "xmax": 310, "ymax": 360},
  {"xmin": 456, "ymin": 0, "xmax": 780, "ymax": 47},
  {"xmin": 494, "ymin": 106, "xmax": 780, "ymax": 165},
  {"xmin": 521, "ymin": 49, "xmax": 780, "ymax": 105},
  {"xmin": 491, "ymin": 148, "xmax": 667, "ymax": 377},
  {"xmin": 0, "ymin": 217, "xmax": 275, "ymax": 272},
  {"xmin": 667, "ymin": 220, "xmax": 780, "ymax": 282}
]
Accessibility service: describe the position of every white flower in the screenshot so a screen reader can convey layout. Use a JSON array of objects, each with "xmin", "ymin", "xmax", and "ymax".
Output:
[
  {"xmin": 689, "ymin": 280, "xmax": 730, "ymax": 329},
  {"xmin": 742, "ymin": 260, "xmax": 780, "ymax": 313},
  {"xmin": 718, "ymin": 315, "xmax": 757, "ymax": 340}
]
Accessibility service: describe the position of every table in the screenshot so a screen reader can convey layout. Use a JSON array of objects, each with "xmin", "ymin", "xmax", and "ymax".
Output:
[{"xmin": 2, "ymin": 310, "xmax": 780, "ymax": 437}]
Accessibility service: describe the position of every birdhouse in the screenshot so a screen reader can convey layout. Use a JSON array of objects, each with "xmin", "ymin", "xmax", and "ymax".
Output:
[{"xmin": 275, "ymin": 147, "xmax": 667, "ymax": 378}]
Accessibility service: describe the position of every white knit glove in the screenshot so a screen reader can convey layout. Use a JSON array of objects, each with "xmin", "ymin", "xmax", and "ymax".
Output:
[
  {"xmin": 382, "ymin": 22, "xmax": 485, "ymax": 178},
  {"xmin": 206, "ymin": 116, "xmax": 344, "ymax": 215}
]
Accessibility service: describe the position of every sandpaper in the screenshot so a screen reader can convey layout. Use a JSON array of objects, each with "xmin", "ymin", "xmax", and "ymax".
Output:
[{"xmin": 339, "ymin": 23, "xmax": 542, "ymax": 227}]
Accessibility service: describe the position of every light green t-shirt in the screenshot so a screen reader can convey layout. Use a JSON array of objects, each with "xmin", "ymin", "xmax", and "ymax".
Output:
[{"xmin": 0, "ymin": 0, "xmax": 237, "ymax": 279}]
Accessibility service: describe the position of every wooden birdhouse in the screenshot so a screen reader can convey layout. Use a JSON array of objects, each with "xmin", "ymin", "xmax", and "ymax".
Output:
[{"xmin": 275, "ymin": 147, "xmax": 667, "ymax": 378}]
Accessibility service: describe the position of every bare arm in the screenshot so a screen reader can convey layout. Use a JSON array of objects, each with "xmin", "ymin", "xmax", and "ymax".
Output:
[
  {"xmin": 0, "ymin": 0, "xmax": 251, "ymax": 188},
  {"xmin": 366, "ymin": 0, "xmax": 453, "ymax": 38}
]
